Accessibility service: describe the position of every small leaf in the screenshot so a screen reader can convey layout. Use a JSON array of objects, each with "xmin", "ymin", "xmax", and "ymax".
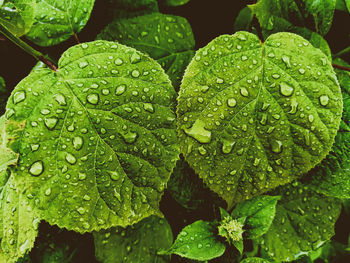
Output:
[
  {"xmin": 26, "ymin": 0, "xmax": 95, "ymax": 46},
  {"xmin": 240, "ymin": 257, "xmax": 271, "ymax": 263},
  {"xmin": 231, "ymin": 195, "xmax": 280, "ymax": 239},
  {"xmin": 0, "ymin": 0, "xmax": 36, "ymax": 36},
  {"xmin": 97, "ymin": 13, "xmax": 195, "ymax": 88},
  {"xmin": 160, "ymin": 0, "xmax": 190, "ymax": 6},
  {"xmin": 167, "ymin": 220, "xmax": 226, "ymax": 261},
  {"xmin": 234, "ymin": 7, "xmax": 254, "ymax": 32},
  {"xmin": 178, "ymin": 31, "xmax": 342, "ymax": 208},
  {"xmin": 305, "ymin": 0, "xmax": 337, "ymax": 35},
  {"xmin": 94, "ymin": 216, "xmax": 172, "ymax": 263},
  {"xmin": 0, "ymin": 172, "xmax": 39, "ymax": 263},
  {"xmin": 335, "ymin": 0, "xmax": 350, "ymax": 13},
  {"xmin": 261, "ymin": 181, "xmax": 342, "ymax": 262},
  {"xmin": 4, "ymin": 40, "xmax": 179, "ymax": 233}
]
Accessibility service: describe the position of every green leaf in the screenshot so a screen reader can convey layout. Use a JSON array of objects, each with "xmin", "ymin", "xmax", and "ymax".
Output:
[
  {"xmin": 302, "ymin": 58, "xmax": 350, "ymax": 199},
  {"xmin": 159, "ymin": 0, "xmax": 190, "ymax": 6},
  {"xmin": 94, "ymin": 216, "xmax": 172, "ymax": 263},
  {"xmin": 0, "ymin": 173, "xmax": 39, "ymax": 263},
  {"xmin": 4, "ymin": 40, "xmax": 179, "ymax": 233},
  {"xmin": 109, "ymin": 0, "xmax": 159, "ymax": 19},
  {"xmin": 177, "ymin": 31, "xmax": 342, "ymax": 208},
  {"xmin": 166, "ymin": 220, "xmax": 225, "ymax": 261},
  {"xmin": 336, "ymin": 0, "xmax": 350, "ymax": 13},
  {"xmin": 240, "ymin": 257, "xmax": 271, "ymax": 263},
  {"xmin": 249, "ymin": 0, "xmax": 336, "ymax": 36},
  {"xmin": 0, "ymin": 0, "xmax": 36, "ymax": 36},
  {"xmin": 97, "ymin": 13, "xmax": 195, "ymax": 88},
  {"xmin": 25, "ymin": 0, "xmax": 95, "ymax": 46},
  {"xmin": 234, "ymin": 7, "xmax": 254, "ymax": 32},
  {"xmin": 261, "ymin": 181, "xmax": 342, "ymax": 262},
  {"xmin": 231, "ymin": 195, "xmax": 280, "ymax": 239}
]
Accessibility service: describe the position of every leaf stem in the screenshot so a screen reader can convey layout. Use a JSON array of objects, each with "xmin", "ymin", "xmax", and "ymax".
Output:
[
  {"xmin": 0, "ymin": 22, "xmax": 58, "ymax": 71},
  {"xmin": 332, "ymin": 63, "xmax": 350, "ymax": 72},
  {"xmin": 333, "ymin": 46, "xmax": 350, "ymax": 59},
  {"xmin": 73, "ymin": 33, "xmax": 80, "ymax": 44}
]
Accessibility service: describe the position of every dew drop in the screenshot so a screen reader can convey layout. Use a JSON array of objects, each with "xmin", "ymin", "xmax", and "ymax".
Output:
[
  {"xmin": 87, "ymin": 93, "xmax": 99, "ymax": 105},
  {"xmin": 298, "ymin": 68, "xmax": 305, "ymax": 74},
  {"xmin": 198, "ymin": 146, "xmax": 207, "ymax": 155},
  {"xmin": 279, "ymin": 82, "xmax": 294, "ymax": 97},
  {"xmin": 281, "ymin": 55, "xmax": 291, "ymax": 68},
  {"xmin": 240, "ymin": 87, "xmax": 249, "ymax": 97},
  {"xmin": 130, "ymin": 52, "xmax": 141, "ymax": 64},
  {"xmin": 54, "ymin": 94, "xmax": 67, "ymax": 105},
  {"xmin": 184, "ymin": 119, "xmax": 211, "ymax": 144},
  {"xmin": 29, "ymin": 161, "xmax": 44, "ymax": 176},
  {"xmin": 227, "ymin": 98, "xmax": 237, "ymax": 107},
  {"xmin": 73, "ymin": 136, "xmax": 83, "ymax": 150},
  {"xmin": 121, "ymin": 131, "xmax": 138, "ymax": 144},
  {"xmin": 114, "ymin": 58, "xmax": 123, "ymax": 65},
  {"xmin": 271, "ymin": 140, "xmax": 283, "ymax": 153},
  {"xmin": 65, "ymin": 153, "xmax": 77, "ymax": 164},
  {"xmin": 79, "ymin": 61, "xmax": 88, "ymax": 68},
  {"xmin": 143, "ymin": 103, "xmax": 154, "ymax": 113},
  {"xmin": 44, "ymin": 117, "xmax": 58, "ymax": 130},
  {"xmin": 13, "ymin": 91, "xmax": 26, "ymax": 104},
  {"xmin": 222, "ymin": 139, "xmax": 235, "ymax": 154},
  {"xmin": 108, "ymin": 171, "xmax": 119, "ymax": 181},
  {"xmin": 319, "ymin": 95, "xmax": 329, "ymax": 106},
  {"xmin": 131, "ymin": 69, "xmax": 140, "ymax": 78},
  {"xmin": 78, "ymin": 173, "xmax": 87, "ymax": 180},
  {"xmin": 30, "ymin": 144, "xmax": 40, "ymax": 152},
  {"xmin": 45, "ymin": 188, "xmax": 51, "ymax": 196},
  {"xmin": 115, "ymin": 85, "xmax": 126, "ymax": 95}
]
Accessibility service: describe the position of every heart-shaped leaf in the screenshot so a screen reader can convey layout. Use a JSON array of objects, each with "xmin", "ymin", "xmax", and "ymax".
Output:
[
  {"xmin": 4, "ymin": 40, "xmax": 179, "ymax": 233},
  {"xmin": 177, "ymin": 31, "xmax": 342, "ymax": 208}
]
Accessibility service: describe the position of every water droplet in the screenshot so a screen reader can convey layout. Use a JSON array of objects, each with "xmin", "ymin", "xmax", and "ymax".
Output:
[
  {"xmin": 45, "ymin": 188, "xmax": 51, "ymax": 196},
  {"xmin": 54, "ymin": 94, "xmax": 67, "ymax": 105},
  {"xmin": 308, "ymin": 114, "xmax": 314, "ymax": 123},
  {"xmin": 115, "ymin": 85, "xmax": 126, "ymax": 95},
  {"xmin": 198, "ymin": 146, "xmax": 207, "ymax": 155},
  {"xmin": 130, "ymin": 52, "xmax": 141, "ymax": 64},
  {"xmin": 271, "ymin": 140, "xmax": 283, "ymax": 153},
  {"xmin": 79, "ymin": 61, "xmax": 88, "ymax": 68},
  {"xmin": 73, "ymin": 136, "xmax": 83, "ymax": 150},
  {"xmin": 78, "ymin": 173, "xmax": 87, "ymax": 180},
  {"xmin": 114, "ymin": 58, "xmax": 123, "ymax": 65},
  {"xmin": 30, "ymin": 144, "xmax": 39, "ymax": 152},
  {"xmin": 44, "ymin": 117, "xmax": 58, "ymax": 130},
  {"xmin": 131, "ymin": 69, "xmax": 140, "ymax": 78},
  {"xmin": 29, "ymin": 161, "xmax": 44, "ymax": 176},
  {"xmin": 121, "ymin": 131, "xmax": 138, "ymax": 144},
  {"xmin": 143, "ymin": 103, "xmax": 154, "ymax": 113},
  {"xmin": 83, "ymin": 195, "xmax": 91, "ymax": 201},
  {"xmin": 216, "ymin": 78, "xmax": 224, "ymax": 84},
  {"xmin": 240, "ymin": 87, "xmax": 249, "ymax": 97},
  {"xmin": 319, "ymin": 95, "xmax": 329, "ymax": 106},
  {"xmin": 197, "ymin": 243, "xmax": 203, "ymax": 248},
  {"xmin": 222, "ymin": 139, "xmax": 235, "ymax": 154},
  {"xmin": 279, "ymin": 82, "xmax": 294, "ymax": 97},
  {"xmin": 13, "ymin": 91, "xmax": 26, "ymax": 104},
  {"xmin": 305, "ymin": 130, "xmax": 311, "ymax": 146},
  {"xmin": 81, "ymin": 43, "xmax": 88, "ymax": 49},
  {"xmin": 281, "ymin": 55, "xmax": 291, "ymax": 68},
  {"xmin": 40, "ymin": 109, "xmax": 50, "ymax": 115},
  {"xmin": 77, "ymin": 207, "xmax": 85, "ymax": 214},
  {"xmin": 184, "ymin": 119, "xmax": 211, "ymax": 144},
  {"xmin": 227, "ymin": 98, "xmax": 237, "ymax": 107},
  {"xmin": 298, "ymin": 68, "xmax": 305, "ymax": 74},
  {"xmin": 87, "ymin": 93, "xmax": 99, "ymax": 105},
  {"xmin": 272, "ymin": 74, "xmax": 280, "ymax": 79},
  {"xmin": 65, "ymin": 153, "xmax": 77, "ymax": 164},
  {"xmin": 241, "ymin": 55, "xmax": 248, "ymax": 61},
  {"xmin": 108, "ymin": 171, "xmax": 119, "ymax": 180}
]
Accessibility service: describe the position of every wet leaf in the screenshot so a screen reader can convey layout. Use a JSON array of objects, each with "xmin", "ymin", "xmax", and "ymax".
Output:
[
  {"xmin": 94, "ymin": 216, "xmax": 172, "ymax": 263},
  {"xmin": 177, "ymin": 31, "xmax": 342, "ymax": 208},
  {"xmin": 26, "ymin": 0, "xmax": 95, "ymax": 46},
  {"xmin": 97, "ymin": 13, "xmax": 195, "ymax": 88},
  {"xmin": 240, "ymin": 257, "xmax": 271, "ymax": 263},
  {"xmin": 231, "ymin": 195, "xmax": 280, "ymax": 239},
  {"xmin": 4, "ymin": 40, "xmax": 179, "ymax": 233},
  {"xmin": 166, "ymin": 220, "xmax": 225, "ymax": 261},
  {"xmin": 261, "ymin": 181, "xmax": 342, "ymax": 262},
  {"xmin": 0, "ymin": 0, "xmax": 36, "ymax": 36},
  {"xmin": 160, "ymin": 0, "xmax": 190, "ymax": 6}
]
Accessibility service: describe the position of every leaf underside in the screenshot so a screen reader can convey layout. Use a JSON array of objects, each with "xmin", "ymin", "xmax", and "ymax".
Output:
[
  {"xmin": 94, "ymin": 215, "xmax": 173, "ymax": 263},
  {"xmin": 177, "ymin": 31, "xmax": 342, "ymax": 208},
  {"xmin": 26, "ymin": 0, "xmax": 95, "ymax": 46},
  {"xmin": 5, "ymin": 40, "xmax": 179, "ymax": 233},
  {"xmin": 261, "ymin": 181, "xmax": 342, "ymax": 262},
  {"xmin": 97, "ymin": 13, "xmax": 195, "ymax": 88}
]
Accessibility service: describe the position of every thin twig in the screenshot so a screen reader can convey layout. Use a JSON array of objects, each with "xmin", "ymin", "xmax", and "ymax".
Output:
[
  {"xmin": 0, "ymin": 22, "xmax": 58, "ymax": 71},
  {"xmin": 333, "ymin": 46, "xmax": 350, "ymax": 59},
  {"xmin": 73, "ymin": 33, "xmax": 80, "ymax": 44},
  {"xmin": 333, "ymin": 63, "xmax": 350, "ymax": 72}
]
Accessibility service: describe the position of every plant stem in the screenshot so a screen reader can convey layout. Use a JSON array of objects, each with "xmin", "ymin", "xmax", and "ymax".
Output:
[
  {"xmin": 73, "ymin": 33, "xmax": 80, "ymax": 44},
  {"xmin": 332, "ymin": 63, "xmax": 350, "ymax": 72},
  {"xmin": 0, "ymin": 23, "xmax": 58, "ymax": 71},
  {"xmin": 333, "ymin": 46, "xmax": 350, "ymax": 59}
]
